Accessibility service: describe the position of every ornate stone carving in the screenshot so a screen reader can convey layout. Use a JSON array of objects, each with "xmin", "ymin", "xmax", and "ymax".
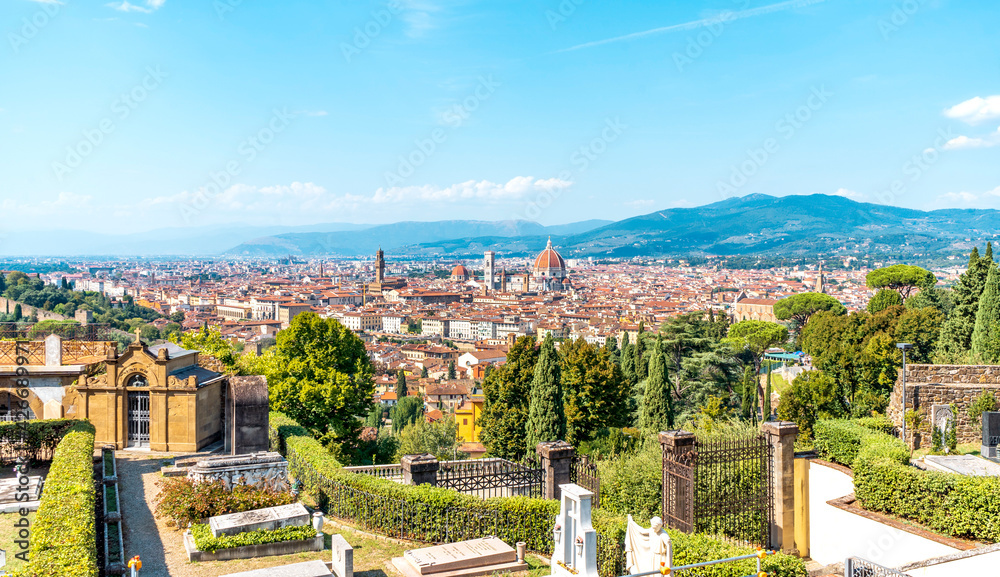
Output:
[{"xmin": 187, "ymin": 451, "xmax": 289, "ymax": 491}]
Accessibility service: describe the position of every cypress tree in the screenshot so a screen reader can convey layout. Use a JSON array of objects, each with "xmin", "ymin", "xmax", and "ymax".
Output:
[
  {"xmin": 13, "ymin": 304, "xmax": 21, "ymax": 321},
  {"xmin": 421, "ymin": 365, "xmax": 428, "ymax": 378},
  {"xmin": 395, "ymin": 369, "xmax": 408, "ymax": 399},
  {"xmin": 604, "ymin": 333, "xmax": 620, "ymax": 366},
  {"xmin": 635, "ymin": 329, "xmax": 648, "ymax": 380},
  {"xmin": 621, "ymin": 342, "xmax": 636, "ymax": 387},
  {"xmin": 938, "ymin": 246, "xmax": 993, "ymax": 359},
  {"xmin": 447, "ymin": 361, "xmax": 457, "ymax": 380},
  {"xmin": 641, "ymin": 350, "xmax": 673, "ymax": 432},
  {"xmin": 526, "ymin": 335, "xmax": 566, "ymax": 451},
  {"xmin": 971, "ymin": 265, "xmax": 1000, "ymax": 362}
]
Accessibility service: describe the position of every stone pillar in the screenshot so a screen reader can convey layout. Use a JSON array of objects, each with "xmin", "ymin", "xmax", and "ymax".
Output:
[
  {"xmin": 401, "ymin": 453, "xmax": 439, "ymax": 486},
  {"xmin": 658, "ymin": 430, "xmax": 697, "ymax": 532},
  {"xmin": 537, "ymin": 440, "xmax": 575, "ymax": 501},
  {"xmin": 763, "ymin": 421, "xmax": 798, "ymax": 554}
]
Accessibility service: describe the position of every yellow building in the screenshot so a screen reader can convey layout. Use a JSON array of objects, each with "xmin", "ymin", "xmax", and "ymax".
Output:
[{"xmin": 455, "ymin": 395, "xmax": 486, "ymax": 458}]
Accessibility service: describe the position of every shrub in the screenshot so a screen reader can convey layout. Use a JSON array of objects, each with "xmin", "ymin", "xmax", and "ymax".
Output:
[
  {"xmin": 968, "ymin": 390, "xmax": 998, "ymax": 435},
  {"xmin": 269, "ymin": 412, "xmax": 806, "ymax": 577},
  {"xmin": 26, "ymin": 420, "xmax": 97, "ymax": 577},
  {"xmin": 153, "ymin": 477, "xmax": 296, "ymax": 527},
  {"xmin": 190, "ymin": 523, "xmax": 317, "ymax": 553},
  {"xmin": 596, "ymin": 439, "xmax": 662, "ymax": 519},
  {"xmin": 0, "ymin": 419, "xmax": 76, "ymax": 464},
  {"xmin": 815, "ymin": 417, "xmax": 1000, "ymax": 542}
]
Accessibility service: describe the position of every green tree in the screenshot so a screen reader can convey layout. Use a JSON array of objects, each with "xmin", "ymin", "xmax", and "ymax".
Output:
[
  {"xmin": 776, "ymin": 370, "xmax": 845, "ymax": 439},
  {"xmin": 396, "ymin": 369, "xmax": 408, "ymax": 399},
  {"xmin": 479, "ymin": 336, "xmax": 538, "ymax": 459},
  {"xmin": 263, "ymin": 312, "xmax": 375, "ymax": 447},
  {"xmin": 620, "ymin": 335, "xmax": 637, "ymax": 388},
  {"xmin": 659, "ymin": 313, "xmax": 713, "ymax": 401},
  {"xmin": 641, "ymin": 349, "xmax": 673, "ymax": 432},
  {"xmin": 972, "ymin": 265, "xmax": 1000, "ymax": 362},
  {"xmin": 447, "ymin": 361, "xmax": 457, "ymax": 380},
  {"xmin": 365, "ymin": 404, "xmax": 384, "ymax": 428},
  {"xmin": 866, "ymin": 264, "xmax": 936, "ymax": 300},
  {"xmin": 723, "ymin": 320, "xmax": 788, "ymax": 415},
  {"xmin": 634, "ymin": 326, "xmax": 648, "ymax": 381},
  {"xmin": 13, "ymin": 304, "xmax": 21, "ymax": 321},
  {"xmin": 937, "ymin": 246, "xmax": 994, "ymax": 361},
  {"xmin": 392, "ymin": 396, "xmax": 425, "ymax": 433},
  {"xmin": 421, "ymin": 365, "xmax": 429, "ymax": 378},
  {"xmin": 169, "ymin": 311, "xmax": 186, "ymax": 323},
  {"xmin": 968, "ymin": 391, "xmax": 998, "ymax": 435},
  {"xmin": 895, "ymin": 306, "xmax": 944, "ymax": 363},
  {"xmin": 774, "ymin": 292, "xmax": 846, "ymax": 328},
  {"xmin": 173, "ymin": 326, "xmax": 239, "ymax": 371},
  {"xmin": 868, "ymin": 289, "xmax": 903, "ymax": 314},
  {"xmin": 526, "ymin": 335, "xmax": 565, "ymax": 451},
  {"xmin": 395, "ymin": 416, "xmax": 467, "ymax": 461},
  {"xmin": 560, "ymin": 338, "xmax": 630, "ymax": 445}
]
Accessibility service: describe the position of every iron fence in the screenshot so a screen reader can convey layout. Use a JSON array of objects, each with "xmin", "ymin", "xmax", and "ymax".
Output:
[
  {"xmin": 663, "ymin": 434, "xmax": 773, "ymax": 547},
  {"xmin": 844, "ymin": 558, "xmax": 912, "ymax": 577},
  {"xmin": 571, "ymin": 454, "xmax": 601, "ymax": 508},
  {"xmin": 437, "ymin": 457, "xmax": 544, "ymax": 499}
]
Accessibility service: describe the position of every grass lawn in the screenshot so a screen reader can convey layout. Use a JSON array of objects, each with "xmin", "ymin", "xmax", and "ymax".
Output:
[
  {"xmin": 0, "ymin": 511, "xmax": 35, "ymax": 572},
  {"xmin": 911, "ymin": 442, "xmax": 982, "ymax": 460}
]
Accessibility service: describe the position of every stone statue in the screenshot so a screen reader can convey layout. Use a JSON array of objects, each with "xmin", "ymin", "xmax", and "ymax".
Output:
[{"xmin": 624, "ymin": 515, "xmax": 672, "ymax": 574}]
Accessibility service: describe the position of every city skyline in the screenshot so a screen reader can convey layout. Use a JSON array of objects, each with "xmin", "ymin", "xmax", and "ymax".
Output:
[{"xmin": 2, "ymin": 0, "xmax": 998, "ymax": 235}]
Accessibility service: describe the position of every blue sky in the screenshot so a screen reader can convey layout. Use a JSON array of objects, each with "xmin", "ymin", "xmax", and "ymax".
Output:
[{"xmin": 1, "ymin": 0, "xmax": 998, "ymax": 234}]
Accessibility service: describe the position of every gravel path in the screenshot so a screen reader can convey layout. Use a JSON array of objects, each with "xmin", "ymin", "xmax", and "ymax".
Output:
[{"xmin": 116, "ymin": 451, "xmax": 330, "ymax": 577}]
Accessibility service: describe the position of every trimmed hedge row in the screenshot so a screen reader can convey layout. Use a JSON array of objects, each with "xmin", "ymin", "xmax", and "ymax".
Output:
[
  {"xmin": 269, "ymin": 412, "xmax": 806, "ymax": 577},
  {"xmin": 814, "ymin": 418, "xmax": 1000, "ymax": 542},
  {"xmin": 25, "ymin": 420, "xmax": 98, "ymax": 577},
  {"xmin": 190, "ymin": 523, "xmax": 317, "ymax": 553}
]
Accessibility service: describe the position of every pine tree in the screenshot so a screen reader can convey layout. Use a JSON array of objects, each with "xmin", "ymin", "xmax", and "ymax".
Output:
[
  {"xmin": 641, "ymin": 350, "xmax": 673, "ymax": 432},
  {"xmin": 938, "ymin": 246, "xmax": 993, "ymax": 360},
  {"xmin": 971, "ymin": 265, "xmax": 1000, "ymax": 362},
  {"xmin": 526, "ymin": 335, "xmax": 565, "ymax": 451},
  {"xmin": 396, "ymin": 369, "xmax": 408, "ymax": 399}
]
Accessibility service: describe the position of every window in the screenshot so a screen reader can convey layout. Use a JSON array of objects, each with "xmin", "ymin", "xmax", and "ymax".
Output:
[
  {"xmin": 127, "ymin": 374, "xmax": 149, "ymax": 388},
  {"xmin": 463, "ymin": 419, "xmax": 468, "ymax": 425}
]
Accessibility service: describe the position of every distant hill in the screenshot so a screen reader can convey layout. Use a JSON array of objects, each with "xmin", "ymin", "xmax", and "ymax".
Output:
[
  {"xmin": 225, "ymin": 219, "xmax": 613, "ymax": 257},
  {"xmin": 393, "ymin": 194, "xmax": 1000, "ymax": 258}
]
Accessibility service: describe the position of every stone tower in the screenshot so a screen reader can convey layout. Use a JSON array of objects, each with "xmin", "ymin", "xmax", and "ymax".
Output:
[
  {"xmin": 484, "ymin": 251, "xmax": 496, "ymax": 290},
  {"xmin": 816, "ymin": 262, "xmax": 825, "ymax": 293},
  {"xmin": 376, "ymin": 247, "xmax": 385, "ymax": 284}
]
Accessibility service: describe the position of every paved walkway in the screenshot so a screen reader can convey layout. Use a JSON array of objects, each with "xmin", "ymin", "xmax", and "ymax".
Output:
[{"xmin": 808, "ymin": 462, "xmax": 957, "ymax": 567}]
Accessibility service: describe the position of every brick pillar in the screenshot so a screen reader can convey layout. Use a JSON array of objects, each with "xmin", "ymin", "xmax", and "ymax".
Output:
[
  {"xmin": 763, "ymin": 421, "xmax": 798, "ymax": 554},
  {"xmin": 537, "ymin": 440, "xmax": 574, "ymax": 500},
  {"xmin": 659, "ymin": 430, "xmax": 697, "ymax": 533},
  {"xmin": 401, "ymin": 454, "xmax": 439, "ymax": 486}
]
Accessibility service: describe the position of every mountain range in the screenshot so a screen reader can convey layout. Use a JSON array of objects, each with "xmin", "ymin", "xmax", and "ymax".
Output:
[{"xmin": 4, "ymin": 194, "xmax": 997, "ymax": 258}]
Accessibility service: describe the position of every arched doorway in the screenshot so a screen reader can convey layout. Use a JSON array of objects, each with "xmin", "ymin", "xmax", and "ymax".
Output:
[{"xmin": 126, "ymin": 373, "xmax": 150, "ymax": 448}]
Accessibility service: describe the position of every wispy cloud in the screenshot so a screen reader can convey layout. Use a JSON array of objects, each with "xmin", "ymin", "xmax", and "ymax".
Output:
[
  {"xmin": 558, "ymin": 0, "xmax": 828, "ymax": 53},
  {"xmin": 944, "ymin": 95, "xmax": 1000, "ymax": 125},
  {"xmin": 105, "ymin": 0, "xmax": 165, "ymax": 14},
  {"xmin": 935, "ymin": 186, "xmax": 1000, "ymax": 208},
  {"xmin": 830, "ymin": 188, "xmax": 867, "ymax": 202},
  {"xmin": 943, "ymin": 135, "xmax": 997, "ymax": 150}
]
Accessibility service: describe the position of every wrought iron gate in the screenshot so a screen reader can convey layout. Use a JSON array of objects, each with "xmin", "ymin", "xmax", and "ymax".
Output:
[
  {"xmin": 127, "ymin": 392, "xmax": 150, "ymax": 448},
  {"xmin": 570, "ymin": 455, "xmax": 601, "ymax": 508},
  {"xmin": 437, "ymin": 457, "xmax": 543, "ymax": 498},
  {"xmin": 662, "ymin": 434, "xmax": 773, "ymax": 545}
]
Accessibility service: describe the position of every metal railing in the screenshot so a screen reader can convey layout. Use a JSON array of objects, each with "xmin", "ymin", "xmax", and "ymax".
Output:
[
  {"xmin": 844, "ymin": 557, "xmax": 912, "ymax": 577},
  {"xmin": 620, "ymin": 548, "xmax": 777, "ymax": 577},
  {"xmin": 343, "ymin": 463, "xmax": 404, "ymax": 482},
  {"xmin": 437, "ymin": 456, "xmax": 543, "ymax": 499}
]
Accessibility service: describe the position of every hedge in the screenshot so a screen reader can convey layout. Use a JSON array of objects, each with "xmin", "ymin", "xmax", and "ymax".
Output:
[
  {"xmin": 0, "ymin": 418, "xmax": 76, "ymax": 464},
  {"xmin": 25, "ymin": 420, "xmax": 97, "ymax": 577},
  {"xmin": 814, "ymin": 418, "xmax": 1000, "ymax": 542},
  {"xmin": 269, "ymin": 412, "xmax": 806, "ymax": 577},
  {"xmin": 190, "ymin": 523, "xmax": 317, "ymax": 553}
]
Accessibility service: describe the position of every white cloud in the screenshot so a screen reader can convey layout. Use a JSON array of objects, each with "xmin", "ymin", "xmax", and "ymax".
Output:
[
  {"xmin": 105, "ymin": 0, "xmax": 164, "ymax": 13},
  {"xmin": 625, "ymin": 199, "xmax": 656, "ymax": 208},
  {"xmin": 934, "ymin": 186, "xmax": 1000, "ymax": 208},
  {"xmin": 943, "ymin": 95, "xmax": 1000, "ymax": 125},
  {"xmin": 830, "ymin": 188, "xmax": 866, "ymax": 202},
  {"xmin": 560, "ymin": 0, "xmax": 827, "ymax": 52},
  {"xmin": 943, "ymin": 135, "xmax": 996, "ymax": 150},
  {"xmin": 372, "ymin": 177, "xmax": 572, "ymax": 204}
]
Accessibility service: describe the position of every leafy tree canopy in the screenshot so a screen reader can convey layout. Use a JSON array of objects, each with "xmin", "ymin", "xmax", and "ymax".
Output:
[
  {"xmin": 865, "ymin": 264, "xmax": 936, "ymax": 300},
  {"xmin": 774, "ymin": 292, "xmax": 846, "ymax": 326}
]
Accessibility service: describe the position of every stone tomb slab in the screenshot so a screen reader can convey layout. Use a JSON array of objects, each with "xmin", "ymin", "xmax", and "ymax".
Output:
[
  {"xmin": 924, "ymin": 455, "xmax": 1000, "ymax": 477},
  {"xmin": 0, "ymin": 476, "xmax": 42, "ymax": 504},
  {"xmin": 209, "ymin": 503, "xmax": 310, "ymax": 537},
  {"xmin": 220, "ymin": 559, "xmax": 332, "ymax": 577},
  {"xmin": 392, "ymin": 537, "xmax": 527, "ymax": 577},
  {"xmin": 332, "ymin": 534, "xmax": 354, "ymax": 577}
]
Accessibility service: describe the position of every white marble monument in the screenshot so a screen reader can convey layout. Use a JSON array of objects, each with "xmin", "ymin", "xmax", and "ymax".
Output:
[
  {"xmin": 551, "ymin": 483, "xmax": 599, "ymax": 577},
  {"xmin": 624, "ymin": 515, "xmax": 672, "ymax": 574}
]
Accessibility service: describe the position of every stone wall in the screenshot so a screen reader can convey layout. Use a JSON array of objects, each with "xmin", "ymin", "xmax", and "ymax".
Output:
[
  {"xmin": 887, "ymin": 364, "xmax": 1000, "ymax": 449},
  {"xmin": 0, "ymin": 297, "xmax": 66, "ymax": 322}
]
